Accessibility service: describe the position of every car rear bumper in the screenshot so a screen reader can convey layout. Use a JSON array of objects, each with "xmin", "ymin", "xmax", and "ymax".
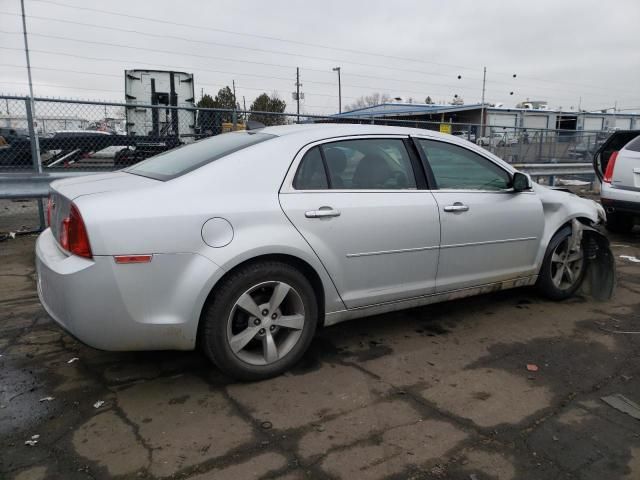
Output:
[
  {"xmin": 36, "ymin": 228, "xmax": 221, "ymax": 351},
  {"xmin": 601, "ymin": 183, "xmax": 640, "ymax": 216}
]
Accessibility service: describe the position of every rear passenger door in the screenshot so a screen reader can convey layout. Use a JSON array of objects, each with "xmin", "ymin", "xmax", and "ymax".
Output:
[
  {"xmin": 415, "ymin": 138, "xmax": 545, "ymax": 293},
  {"xmin": 279, "ymin": 136, "xmax": 441, "ymax": 309}
]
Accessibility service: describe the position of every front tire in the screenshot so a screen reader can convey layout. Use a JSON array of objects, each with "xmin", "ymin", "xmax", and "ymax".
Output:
[
  {"xmin": 537, "ymin": 229, "xmax": 587, "ymax": 300},
  {"xmin": 200, "ymin": 261, "xmax": 318, "ymax": 381}
]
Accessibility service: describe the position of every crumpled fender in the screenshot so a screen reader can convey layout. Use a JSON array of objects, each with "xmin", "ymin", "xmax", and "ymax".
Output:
[{"xmin": 576, "ymin": 220, "xmax": 616, "ymax": 301}]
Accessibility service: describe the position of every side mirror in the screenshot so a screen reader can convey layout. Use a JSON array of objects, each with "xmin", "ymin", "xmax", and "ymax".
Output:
[{"xmin": 512, "ymin": 172, "xmax": 531, "ymax": 192}]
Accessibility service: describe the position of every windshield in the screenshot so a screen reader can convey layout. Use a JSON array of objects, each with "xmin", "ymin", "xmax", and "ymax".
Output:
[{"xmin": 127, "ymin": 131, "xmax": 276, "ymax": 180}]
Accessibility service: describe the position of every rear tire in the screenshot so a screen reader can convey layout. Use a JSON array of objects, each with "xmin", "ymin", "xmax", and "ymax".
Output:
[
  {"xmin": 605, "ymin": 212, "xmax": 634, "ymax": 234},
  {"xmin": 200, "ymin": 261, "xmax": 318, "ymax": 381},
  {"xmin": 537, "ymin": 228, "xmax": 587, "ymax": 300}
]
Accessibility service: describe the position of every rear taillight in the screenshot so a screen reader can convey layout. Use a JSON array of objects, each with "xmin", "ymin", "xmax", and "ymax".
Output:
[
  {"xmin": 46, "ymin": 196, "xmax": 53, "ymax": 227},
  {"xmin": 603, "ymin": 150, "xmax": 619, "ymax": 183},
  {"xmin": 59, "ymin": 203, "xmax": 92, "ymax": 258}
]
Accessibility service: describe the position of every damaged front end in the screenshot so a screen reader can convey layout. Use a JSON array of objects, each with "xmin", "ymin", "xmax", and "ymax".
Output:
[{"xmin": 574, "ymin": 219, "xmax": 616, "ymax": 301}]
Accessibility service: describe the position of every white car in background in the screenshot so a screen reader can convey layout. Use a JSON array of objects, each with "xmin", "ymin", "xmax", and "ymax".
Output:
[
  {"xmin": 36, "ymin": 124, "xmax": 614, "ymax": 380},
  {"xmin": 595, "ymin": 131, "xmax": 640, "ymax": 232},
  {"xmin": 451, "ymin": 130, "xmax": 476, "ymax": 143},
  {"xmin": 477, "ymin": 132, "xmax": 518, "ymax": 147}
]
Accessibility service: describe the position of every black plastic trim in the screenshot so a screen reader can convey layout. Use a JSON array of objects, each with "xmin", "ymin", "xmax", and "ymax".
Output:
[{"xmin": 403, "ymin": 138, "xmax": 428, "ymax": 190}]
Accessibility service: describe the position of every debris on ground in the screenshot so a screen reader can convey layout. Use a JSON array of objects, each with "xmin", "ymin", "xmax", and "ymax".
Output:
[
  {"xmin": 597, "ymin": 324, "xmax": 640, "ymax": 335},
  {"xmin": 24, "ymin": 434, "xmax": 40, "ymax": 446},
  {"xmin": 260, "ymin": 421, "xmax": 273, "ymax": 430},
  {"xmin": 39, "ymin": 396, "xmax": 55, "ymax": 402},
  {"xmin": 620, "ymin": 255, "xmax": 640, "ymax": 263},
  {"xmin": 67, "ymin": 357, "xmax": 79, "ymax": 364},
  {"xmin": 601, "ymin": 394, "xmax": 640, "ymax": 420},
  {"xmin": 526, "ymin": 364, "xmax": 539, "ymax": 372},
  {"xmin": 556, "ymin": 179, "xmax": 590, "ymax": 186},
  {"xmin": 8, "ymin": 232, "xmax": 16, "ymax": 239},
  {"xmin": 93, "ymin": 400, "xmax": 105, "ymax": 409}
]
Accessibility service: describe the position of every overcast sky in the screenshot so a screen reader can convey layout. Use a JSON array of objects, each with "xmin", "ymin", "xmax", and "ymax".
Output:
[{"xmin": 1, "ymin": 0, "xmax": 639, "ymax": 115}]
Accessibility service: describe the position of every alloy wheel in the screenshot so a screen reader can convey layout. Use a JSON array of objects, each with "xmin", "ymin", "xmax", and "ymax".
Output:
[
  {"xmin": 550, "ymin": 237, "xmax": 584, "ymax": 290},
  {"xmin": 226, "ymin": 281, "xmax": 305, "ymax": 366}
]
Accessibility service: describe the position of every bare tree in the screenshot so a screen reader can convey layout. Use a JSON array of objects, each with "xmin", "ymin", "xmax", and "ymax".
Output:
[{"xmin": 344, "ymin": 92, "xmax": 391, "ymax": 112}]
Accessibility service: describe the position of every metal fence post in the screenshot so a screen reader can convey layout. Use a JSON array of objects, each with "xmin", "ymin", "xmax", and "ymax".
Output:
[
  {"xmin": 538, "ymin": 130, "xmax": 544, "ymax": 162},
  {"xmin": 25, "ymin": 97, "xmax": 45, "ymax": 229}
]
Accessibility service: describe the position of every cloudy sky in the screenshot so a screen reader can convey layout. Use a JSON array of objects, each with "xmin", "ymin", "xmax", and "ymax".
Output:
[{"xmin": 1, "ymin": 0, "xmax": 639, "ymax": 115}]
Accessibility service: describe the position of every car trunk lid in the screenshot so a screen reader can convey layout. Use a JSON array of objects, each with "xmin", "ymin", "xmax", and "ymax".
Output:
[{"xmin": 48, "ymin": 172, "xmax": 159, "ymax": 241}]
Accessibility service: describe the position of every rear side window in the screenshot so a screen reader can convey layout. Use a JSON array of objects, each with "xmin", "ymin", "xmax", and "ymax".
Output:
[
  {"xmin": 293, "ymin": 138, "xmax": 417, "ymax": 190},
  {"xmin": 624, "ymin": 135, "xmax": 640, "ymax": 152},
  {"xmin": 127, "ymin": 131, "xmax": 275, "ymax": 180},
  {"xmin": 293, "ymin": 147, "xmax": 328, "ymax": 190},
  {"xmin": 418, "ymin": 139, "xmax": 510, "ymax": 191}
]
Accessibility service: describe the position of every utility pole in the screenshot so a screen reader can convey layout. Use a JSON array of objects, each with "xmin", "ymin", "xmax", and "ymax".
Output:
[
  {"xmin": 295, "ymin": 67, "xmax": 301, "ymax": 123},
  {"xmin": 232, "ymin": 80, "xmax": 237, "ymax": 110},
  {"xmin": 21, "ymin": 0, "xmax": 44, "ymax": 229},
  {"xmin": 480, "ymin": 66, "xmax": 487, "ymax": 137},
  {"xmin": 242, "ymin": 96, "xmax": 247, "ymax": 122},
  {"xmin": 232, "ymin": 80, "xmax": 237, "ymax": 129},
  {"xmin": 332, "ymin": 67, "xmax": 341, "ymax": 114}
]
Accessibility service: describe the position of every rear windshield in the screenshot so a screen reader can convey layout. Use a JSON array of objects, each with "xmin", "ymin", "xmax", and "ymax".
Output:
[
  {"xmin": 127, "ymin": 131, "xmax": 276, "ymax": 180},
  {"xmin": 624, "ymin": 135, "xmax": 640, "ymax": 152}
]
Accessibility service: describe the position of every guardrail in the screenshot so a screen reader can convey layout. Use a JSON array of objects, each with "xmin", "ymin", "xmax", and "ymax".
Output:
[
  {"xmin": 0, "ymin": 171, "xmax": 100, "ymax": 199},
  {"xmin": 0, "ymin": 163, "xmax": 595, "ymax": 200},
  {"xmin": 513, "ymin": 163, "xmax": 595, "ymax": 176}
]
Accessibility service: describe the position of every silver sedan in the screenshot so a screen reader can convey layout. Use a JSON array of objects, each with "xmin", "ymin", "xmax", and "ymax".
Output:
[{"xmin": 36, "ymin": 124, "xmax": 614, "ymax": 380}]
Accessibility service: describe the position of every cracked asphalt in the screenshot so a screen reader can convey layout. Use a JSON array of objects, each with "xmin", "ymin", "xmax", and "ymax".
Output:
[{"xmin": 1, "ymin": 231, "xmax": 640, "ymax": 480}]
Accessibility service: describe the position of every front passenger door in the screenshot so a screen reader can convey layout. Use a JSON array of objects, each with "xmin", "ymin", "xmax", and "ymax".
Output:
[
  {"xmin": 415, "ymin": 138, "xmax": 545, "ymax": 293},
  {"xmin": 280, "ymin": 137, "xmax": 441, "ymax": 308}
]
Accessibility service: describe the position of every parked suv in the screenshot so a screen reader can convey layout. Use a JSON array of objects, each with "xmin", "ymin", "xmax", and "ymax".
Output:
[{"xmin": 594, "ymin": 130, "xmax": 640, "ymax": 233}]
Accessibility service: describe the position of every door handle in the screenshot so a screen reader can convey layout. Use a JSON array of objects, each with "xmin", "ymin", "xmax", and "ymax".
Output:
[
  {"xmin": 305, "ymin": 207, "xmax": 341, "ymax": 218},
  {"xmin": 443, "ymin": 203, "xmax": 469, "ymax": 213}
]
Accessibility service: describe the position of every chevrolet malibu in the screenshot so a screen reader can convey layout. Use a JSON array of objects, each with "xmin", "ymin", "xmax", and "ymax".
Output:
[{"xmin": 36, "ymin": 124, "xmax": 614, "ymax": 380}]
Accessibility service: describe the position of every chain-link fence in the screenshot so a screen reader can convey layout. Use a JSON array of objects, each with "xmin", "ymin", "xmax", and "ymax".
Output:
[{"xmin": 1, "ymin": 95, "xmax": 607, "ymax": 234}]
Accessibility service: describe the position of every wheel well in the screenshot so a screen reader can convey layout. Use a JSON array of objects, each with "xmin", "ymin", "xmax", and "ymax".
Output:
[
  {"xmin": 553, "ymin": 217, "xmax": 593, "ymax": 240},
  {"xmin": 199, "ymin": 254, "xmax": 326, "ymax": 332}
]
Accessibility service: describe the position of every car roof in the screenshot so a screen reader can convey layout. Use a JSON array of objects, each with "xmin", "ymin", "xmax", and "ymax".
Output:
[
  {"xmin": 257, "ymin": 123, "xmax": 515, "ymax": 172},
  {"xmin": 259, "ymin": 122, "xmax": 455, "ymax": 143}
]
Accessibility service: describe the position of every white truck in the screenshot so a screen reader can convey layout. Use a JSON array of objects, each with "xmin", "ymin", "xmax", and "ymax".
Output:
[{"xmin": 124, "ymin": 70, "xmax": 196, "ymax": 142}]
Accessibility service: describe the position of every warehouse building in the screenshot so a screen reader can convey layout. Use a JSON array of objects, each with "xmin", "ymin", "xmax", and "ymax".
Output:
[{"xmin": 332, "ymin": 103, "xmax": 640, "ymax": 134}]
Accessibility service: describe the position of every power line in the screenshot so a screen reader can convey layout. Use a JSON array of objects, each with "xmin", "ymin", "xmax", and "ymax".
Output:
[
  {"xmin": 23, "ymin": 0, "xmax": 637, "ymax": 95},
  {"xmin": 28, "ymin": 0, "xmax": 477, "ymax": 72},
  {"xmin": 0, "ymin": 61, "xmax": 483, "ymax": 100},
  {"xmin": 0, "ymin": 65, "xmax": 356, "ymax": 100},
  {"xmin": 0, "ymin": 11, "xmax": 475, "ymax": 84},
  {"xmin": 2, "ymin": 29, "xmax": 634, "ymax": 104},
  {"xmin": 0, "ymin": 44, "xmax": 484, "ymax": 98},
  {"xmin": 1, "ymin": 29, "xmax": 486, "ymax": 86}
]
